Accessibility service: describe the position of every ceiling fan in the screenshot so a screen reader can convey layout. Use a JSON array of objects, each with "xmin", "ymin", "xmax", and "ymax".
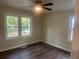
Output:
[
  {"xmin": 34, "ymin": 0, "xmax": 54, "ymax": 11},
  {"xmin": 24, "ymin": 0, "xmax": 54, "ymax": 11}
]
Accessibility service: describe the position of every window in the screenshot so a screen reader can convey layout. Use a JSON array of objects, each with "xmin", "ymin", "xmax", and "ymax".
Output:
[
  {"xmin": 6, "ymin": 16, "xmax": 18, "ymax": 38},
  {"xmin": 68, "ymin": 16, "xmax": 75, "ymax": 41},
  {"xmin": 6, "ymin": 16, "xmax": 31, "ymax": 39},
  {"xmin": 21, "ymin": 17, "xmax": 30, "ymax": 36}
]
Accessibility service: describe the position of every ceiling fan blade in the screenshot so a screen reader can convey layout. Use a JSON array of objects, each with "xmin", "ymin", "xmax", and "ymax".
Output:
[
  {"xmin": 43, "ymin": 7, "xmax": 52, "ymax": 11},
  {"xmin": 43, "ymin": 3, "xmax": 53, "ymax": 6}
]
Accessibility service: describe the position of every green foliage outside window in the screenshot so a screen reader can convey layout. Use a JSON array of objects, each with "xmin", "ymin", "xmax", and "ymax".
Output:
[
  {"xmin": 21, "ymin": 17, "xmax": 30, "ymax": 31},
  {"xmin": 7, "ymin": 16, "xmax": 18, "ymax": 25}
]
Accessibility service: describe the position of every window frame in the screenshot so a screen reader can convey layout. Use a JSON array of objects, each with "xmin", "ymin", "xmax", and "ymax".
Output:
[
  {"xmin": 68, "ymin": 16, "xmax": 76, "ymax": 42},
  {"xmin": 4, "ymin": 14, "xmax": 32, "ymax": 40},
  {"xmin": 20, "ymin": 16, "xmax": 32, "ymax": 39}
]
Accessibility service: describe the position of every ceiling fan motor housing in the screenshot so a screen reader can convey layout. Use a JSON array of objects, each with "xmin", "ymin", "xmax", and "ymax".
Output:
[{"xmin": 35, "ymin": 0, "xmax": 43, "ymax": 5}]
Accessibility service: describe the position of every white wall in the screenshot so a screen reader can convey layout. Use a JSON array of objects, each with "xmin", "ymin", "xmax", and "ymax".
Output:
[
  {"xmin": 0, "ymin": 5, "xmax": 42, "ymax": 51},
  {"xmin": 42, "ymin": 10, "xmax": 74, "ymax": 51}
]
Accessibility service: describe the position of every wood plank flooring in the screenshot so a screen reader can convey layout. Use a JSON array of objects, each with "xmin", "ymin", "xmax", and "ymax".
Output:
[{"xmin": 0, "ymin": 42, "xmax": 70, "ymax": 59}]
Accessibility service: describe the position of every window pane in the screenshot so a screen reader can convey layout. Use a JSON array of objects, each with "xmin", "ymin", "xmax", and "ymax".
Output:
[
  {"xmin": 6, "ymin": 16, "xmax": 18, "ymax": 38},
  {"xmin": 70, "ymin": 17, "xmax": 75, "ymax": 40},
  {"xmin": 21, "ymin": 17, "xmax": 30, "ymax": 36}
]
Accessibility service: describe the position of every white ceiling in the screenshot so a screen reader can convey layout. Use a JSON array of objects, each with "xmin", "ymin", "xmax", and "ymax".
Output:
[{"xmin": 0, "ymin": 0, "xmax": 74, "ymax": 11}]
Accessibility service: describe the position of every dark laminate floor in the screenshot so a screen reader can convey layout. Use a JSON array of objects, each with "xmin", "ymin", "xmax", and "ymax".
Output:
[{"xmin": 0, "ymin": 42, "xmax": 70, "ymax": 59}]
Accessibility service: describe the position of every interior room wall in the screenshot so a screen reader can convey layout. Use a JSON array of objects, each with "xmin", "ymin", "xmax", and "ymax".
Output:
[
  {"xmin": 0, "ymin": 5, "xmax": 42, "ymax": 51},
  {"xmin": 42, "ymin": 10, "xmax": 74, "ymax": 51},
  {"xmin": 0, "ymin": 5, "xmax": 74, "ymax": 52}
]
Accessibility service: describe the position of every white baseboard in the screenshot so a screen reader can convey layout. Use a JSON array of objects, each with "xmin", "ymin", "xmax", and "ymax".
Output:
[
  {"xmin": 0, "ymin": 40, "xmax": 71, "ymax": 52},
  {"xmin": 0, "ymin": 41, "xmax": 40, "ymax": 52},
  {"xmin": 43, "ymin": 41, "xmax": 70, "ymax": 52}
]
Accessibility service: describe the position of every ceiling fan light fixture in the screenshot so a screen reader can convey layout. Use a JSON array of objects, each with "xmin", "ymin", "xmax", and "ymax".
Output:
[
  {"xmin": 33, "ymin": 5, "xmax": 43, "ymax": 14},
  {"xmin": 34, "ymin": 4, "xmax": 42, "ymax": 11},
  {"xmin": 33, "ymin": 1, "xmax": 43, "ymax": 14}
]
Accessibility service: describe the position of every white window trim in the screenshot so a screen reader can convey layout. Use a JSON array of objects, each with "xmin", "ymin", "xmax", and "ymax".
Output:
[
  {"xmin": 4, "ymin": 15, "xmax": 19, "ymax": 40},
  {"xmin": 4, "ymin": 14, "xmax": 32, "ymax": 40}
]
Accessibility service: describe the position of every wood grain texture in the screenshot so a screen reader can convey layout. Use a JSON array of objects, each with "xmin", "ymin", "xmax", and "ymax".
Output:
[{"xmin": 0, "ymin": 42, "xmax": 70, "ymax": 59}]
